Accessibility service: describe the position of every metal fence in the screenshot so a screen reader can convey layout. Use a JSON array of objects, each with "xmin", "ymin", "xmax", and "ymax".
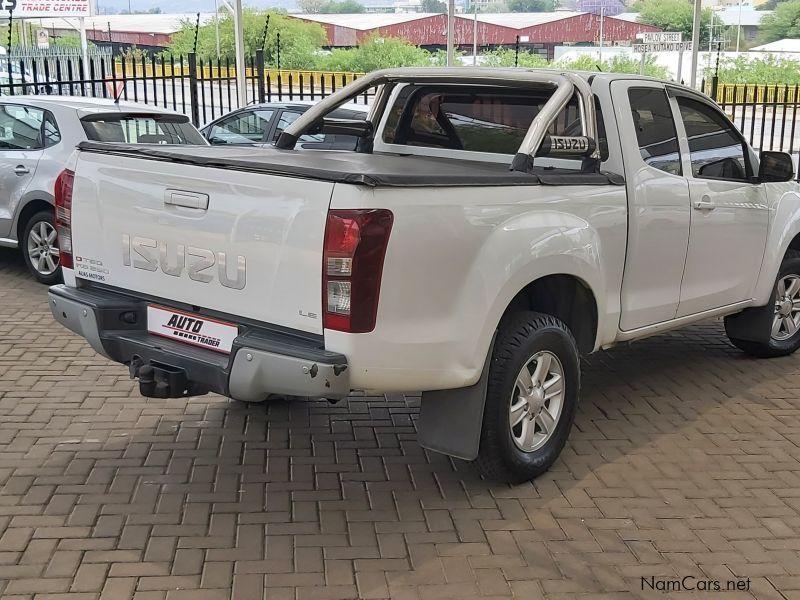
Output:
[
  {"xmin": 1, "ymin": 54, "xmax": 798, "ymax": 169},
  {"xmin": 0, "ymin": 51, "xmax": 370, "ymax": 127},
  {"xmin": 704, "ymin": 82, "xmax": 800, "ymax": 167},
  {"xmin": 8, "ymin": 47, "xmax": 113, "ymax": 83}
]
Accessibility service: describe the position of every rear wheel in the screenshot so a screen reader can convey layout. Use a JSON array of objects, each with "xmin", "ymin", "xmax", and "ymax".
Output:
[
  {"xmin": 474, "ymin": 311, "xmax": 580, "ymax": 484},
  {"xmin": 21, "ymin": 210, "xmax": 62, "ymax": 285},
  {"xmin": 727, "ymin": 249, "xmax": 800, "ymax": 358}
]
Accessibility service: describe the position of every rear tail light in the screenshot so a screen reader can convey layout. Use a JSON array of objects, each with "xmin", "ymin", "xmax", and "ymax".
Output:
[
  {"xmin": 54, "ymin": 169, "xmax": 75, "ymax": 269},
  {"xmin": 323, "ymin": 209, "xmax": 393, "ymax": 333}
]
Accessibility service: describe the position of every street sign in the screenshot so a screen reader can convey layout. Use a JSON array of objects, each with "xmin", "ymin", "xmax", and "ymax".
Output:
[
  {"xmin": 4, "ymin": 0, "xmax": 91, "ymax": 18},
  {"xmin": 640, "ymin": 31, "xmax": 683, "ymax": 44},
  {"xmin": 36, "ymin": 28, "xmax": 49, "ymax": 49},
  {"xmin": 633, "ymin": 42, "xmax": 692, "ymax": 52}
]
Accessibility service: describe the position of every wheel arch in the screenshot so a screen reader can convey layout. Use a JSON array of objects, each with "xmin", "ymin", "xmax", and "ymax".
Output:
[
  {"xmin": 499, "ymin": 273, "xmax": 599, "ymax": 355},
  {"xmin": 15, "ymin": 198, "xmax": 54, "ymax": 243},
  {"xmin": 753, "ymin": 188, "xmax": 800, "ymax": 305}
]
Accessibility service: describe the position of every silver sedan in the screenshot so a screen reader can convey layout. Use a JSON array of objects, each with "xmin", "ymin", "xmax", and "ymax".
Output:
[{"xmin": 0, "ymin": 95, "xmax": 206, "ymax": 283}]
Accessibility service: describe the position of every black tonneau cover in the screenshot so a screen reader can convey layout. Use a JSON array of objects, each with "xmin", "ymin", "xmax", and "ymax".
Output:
[{"xmin": 77, "ymin": 141, "xmax": 623, "ymax": 188}]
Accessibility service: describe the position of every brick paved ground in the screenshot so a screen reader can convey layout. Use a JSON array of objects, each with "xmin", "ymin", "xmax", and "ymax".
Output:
[{"xmin": 2, "ymin": 247, "xmax": 800, "ymax": 600}]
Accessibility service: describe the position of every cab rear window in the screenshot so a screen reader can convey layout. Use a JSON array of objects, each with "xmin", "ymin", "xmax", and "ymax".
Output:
[
  {"xmin": 382, "ymin": 84, "xmax": 608, "ymax": 160},
  {"xmin": 81, "ymin": 114, "xmax": 206, "ymax": 145}
]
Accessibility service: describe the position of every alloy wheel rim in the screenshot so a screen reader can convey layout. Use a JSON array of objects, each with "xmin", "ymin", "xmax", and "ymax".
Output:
[
  {"xmin": 26, "ymin": 220, "xmax": 60, "ymax": 276},
  {"xmin": 772, "ymin": 274, "xmax": 800, "ymax": 341},
  {"xmin": 509, "ymin": 350, "xmax": 565, "ymax": 453}
]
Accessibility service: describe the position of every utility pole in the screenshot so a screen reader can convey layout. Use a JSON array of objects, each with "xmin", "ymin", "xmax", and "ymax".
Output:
[
  {"xmin": 446, "ymin": 0, "xmax": 455, "ymax": 66},
  {"xmin": 233, "ymin": 0, "xmax": 246, "ymax": 104},
  {"xmin": 472, "ymin": 3, "xmax": 478, "ymax": 66},
  {"xmin": 215, "ymin": 0, "xmax": 220, "ymax": 59},
  {"xmin": 708, "ymin": 10, "xmax": 713, "ymax": 54},
  {"xmin": 736, "ymin": 0, "xmax": 742, "ymax": 52},
  {"xmin": 689, "ymin": 0, "xmax": 701, "ymax": 89},
  {"xmin": 598, "ymin": 5, "xmax": 605, "ymax": 63}
]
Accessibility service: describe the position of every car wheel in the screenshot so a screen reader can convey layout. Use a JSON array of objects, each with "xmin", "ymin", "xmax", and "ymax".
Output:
[
  {"xmin": 21, "ymin": 209, "xmax": 62, "ymax": 285},
  {"xmin": 474, "ymin": 311, "xmax": 580, "ymax": 484},
  {"xmin": 726, "ymin": 249, "xmax": 800, "ymax": 358}
]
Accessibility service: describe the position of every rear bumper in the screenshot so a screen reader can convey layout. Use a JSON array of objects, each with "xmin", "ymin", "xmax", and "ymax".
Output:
[{"xmin": 48, "ymin": 284, "xmax": 350, "ymax": 401}]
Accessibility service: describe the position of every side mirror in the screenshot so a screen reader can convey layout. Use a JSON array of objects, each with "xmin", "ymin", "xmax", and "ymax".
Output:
[
  {"xmin": 759, "ymin": 151, "xmax": 795, "ymax": 183},
  {"xmin": 698, "ymin": 157, "xmax": 746, "ymax": 180}
]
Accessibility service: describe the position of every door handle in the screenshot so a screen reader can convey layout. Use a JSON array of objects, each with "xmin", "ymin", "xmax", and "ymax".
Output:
[
  {"xmin": 13, "ymin": 165, "xmax": 30, "ymax": 176},
  {"xmin": 693, "ymin": 195, "xmax": 716, "ymax": 211},
  {"xmin": 164, "ymin": 189, "xmax": 209, "ymax": 210}
]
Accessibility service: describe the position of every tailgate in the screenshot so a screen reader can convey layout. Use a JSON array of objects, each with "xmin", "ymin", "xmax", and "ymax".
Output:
[{"xmin": 70, "ymin": 150, "xmax": 334, "ymax": 335}]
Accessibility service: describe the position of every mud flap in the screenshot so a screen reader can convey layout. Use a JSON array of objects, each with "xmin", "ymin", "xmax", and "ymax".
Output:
[
  {"xmin": 417, "ymin": 333, "xmax": 495, "ymax": 461},
  {"xmin": 724, "ymin": 305, "xmax": 773, "ymax": 343}
]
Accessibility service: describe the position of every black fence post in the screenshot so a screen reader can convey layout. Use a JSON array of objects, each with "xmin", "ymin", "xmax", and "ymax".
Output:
[
  {"xmin": 255, "ymin": 49, "xmax": 266, "ymax": 104},
  {"xmin": 188, "ymin": 52, "xmax": 200, "ymax": 127},
  {"xmin": 6, "ymin": 9, "xmax": 13, "ymax": 96},
  {"xmin": 514, "ymin": 35, "xmax": 520, "ymax": 68},
  {"xmin": 710, "ymin": 76, "xmax": 719, "ymax": 102}
]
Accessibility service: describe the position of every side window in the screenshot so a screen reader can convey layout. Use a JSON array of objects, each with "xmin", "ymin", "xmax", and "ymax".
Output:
[
  {"xmin": 677, "ymin": 96, "xmax": 750, "ymax": 181},
  {"xmin": 0, "ymin": 105, "xmax": 45, "ymax": 150},
  {"xmin": 208, "ymin": 109, "xmax": 274, "ymax": 145},
  {"xmin": 43, "ymin": 112, "xmax": 60, "ymax": 147},
  {"xmin": 628, "ymin": 88, "xmax": 681, "ymax": 176},
  {"xmin": 273, "ymin": 110, "xmax": 324, "ymax": 143}
]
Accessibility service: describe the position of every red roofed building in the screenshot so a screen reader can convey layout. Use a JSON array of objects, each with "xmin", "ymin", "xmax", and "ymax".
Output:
[{"xmin": 293, "ymin": 12, "xmax": 662, "ymax": 58}]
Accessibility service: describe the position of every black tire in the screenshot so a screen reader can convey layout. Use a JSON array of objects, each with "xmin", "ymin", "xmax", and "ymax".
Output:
[
  {"xmin": 474, "ymin": 311, "xmax": 580, "ymax": 484},
  {"xmin": 726, "ymin": 249, "xmax": 800, "ymax": 358},
  {"xmin": 21, "ymin": 209, "xmax": 62, "ymax": 285}
]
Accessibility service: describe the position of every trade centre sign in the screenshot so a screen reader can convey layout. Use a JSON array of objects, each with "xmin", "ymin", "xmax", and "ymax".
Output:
[{"xmin": 1, "ymin": 0, "xmax": 92, "ymax": 18}]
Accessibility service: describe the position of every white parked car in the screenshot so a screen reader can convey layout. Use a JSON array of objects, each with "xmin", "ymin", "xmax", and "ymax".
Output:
[
  {"xmin": 0, "ymin": 96, "xmax": 206, "ymax": 283},
  {"xmin": 48, "ymin": 69, "xmax": 800, "ymax": 483}
]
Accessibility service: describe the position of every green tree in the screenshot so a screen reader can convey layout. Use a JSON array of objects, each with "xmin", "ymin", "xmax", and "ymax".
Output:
[
  {"xmin": 716, "ymin": 54, "xmax": 800, "ymax": 84},
  {"xmin": 759, "ymin": 0, "xmax": 800, "ymax": 42},
  {"xmin": 481, "ymin": 2, "xmax": 509, "ymax": 12},
  {"xmin": 298, "ymin": 0, "xmax": 326, "ymax": 12},
  {"xmin": 52, "ymin": 34, "xmax": 88, "ymax": 48},
  {"xmin": 480, "ymin": 48, "xmax": 549, "ymax": 67},
  {"xmin": 420, "ymin": 0, "xmax": 447, "ymax": 11},
  {"xmin": 315, "ymin": 35, "xmax": 435, "ymax": 71},
  {"xmin": 638, "ymin": 0, "xmax": 713, "ymax": 44},
  {"xmin": 168, "ymin": 9, "xmax": 326, "ymax": 68},
  {"xmin": 507, "ymin": 0, "xmax": 555, "ymax": 11},
  {"xmin": 320, "ymin": 0, "xmax": 366, "ymax": 13}
]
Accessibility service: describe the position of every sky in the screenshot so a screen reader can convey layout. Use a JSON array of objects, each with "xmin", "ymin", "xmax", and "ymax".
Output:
[{"xmin": 97, "ymin": 0, "xmax": 283, "ymax": 12}]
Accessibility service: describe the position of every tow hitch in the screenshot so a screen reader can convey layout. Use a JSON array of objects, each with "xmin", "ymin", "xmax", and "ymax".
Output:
[{"xmin": 128, "ymin": 356, "xmax": 210, "ymax": 398}]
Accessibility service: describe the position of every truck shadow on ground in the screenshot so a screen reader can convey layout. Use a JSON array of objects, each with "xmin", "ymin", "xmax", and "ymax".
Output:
[{"xmin": 3, "ymin": 246, "xmax": 799, "ymax": 597}]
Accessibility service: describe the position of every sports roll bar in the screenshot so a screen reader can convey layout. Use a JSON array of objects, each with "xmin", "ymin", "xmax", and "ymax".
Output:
[{"xmin": 276, "ymin": 67, "xmax": 600, "ymax": 172}]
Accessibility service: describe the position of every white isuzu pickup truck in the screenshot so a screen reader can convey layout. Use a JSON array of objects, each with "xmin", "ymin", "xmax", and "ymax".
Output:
[{"xmin": 49, "ymin": 68, "xmax": 800, "ymax": 483}]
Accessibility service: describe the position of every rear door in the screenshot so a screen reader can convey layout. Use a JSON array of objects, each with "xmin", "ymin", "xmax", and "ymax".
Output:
[
  {"xmin": 70, "ymin": 150, "xmax": 335, "ymax": 335},
  {"xmin": 0, "ymin": 104, "xmax": 45, "ymax": 237},
  {"xmin": 670, "ymin": 91, "xmax": 769, "ymax": 316}
]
